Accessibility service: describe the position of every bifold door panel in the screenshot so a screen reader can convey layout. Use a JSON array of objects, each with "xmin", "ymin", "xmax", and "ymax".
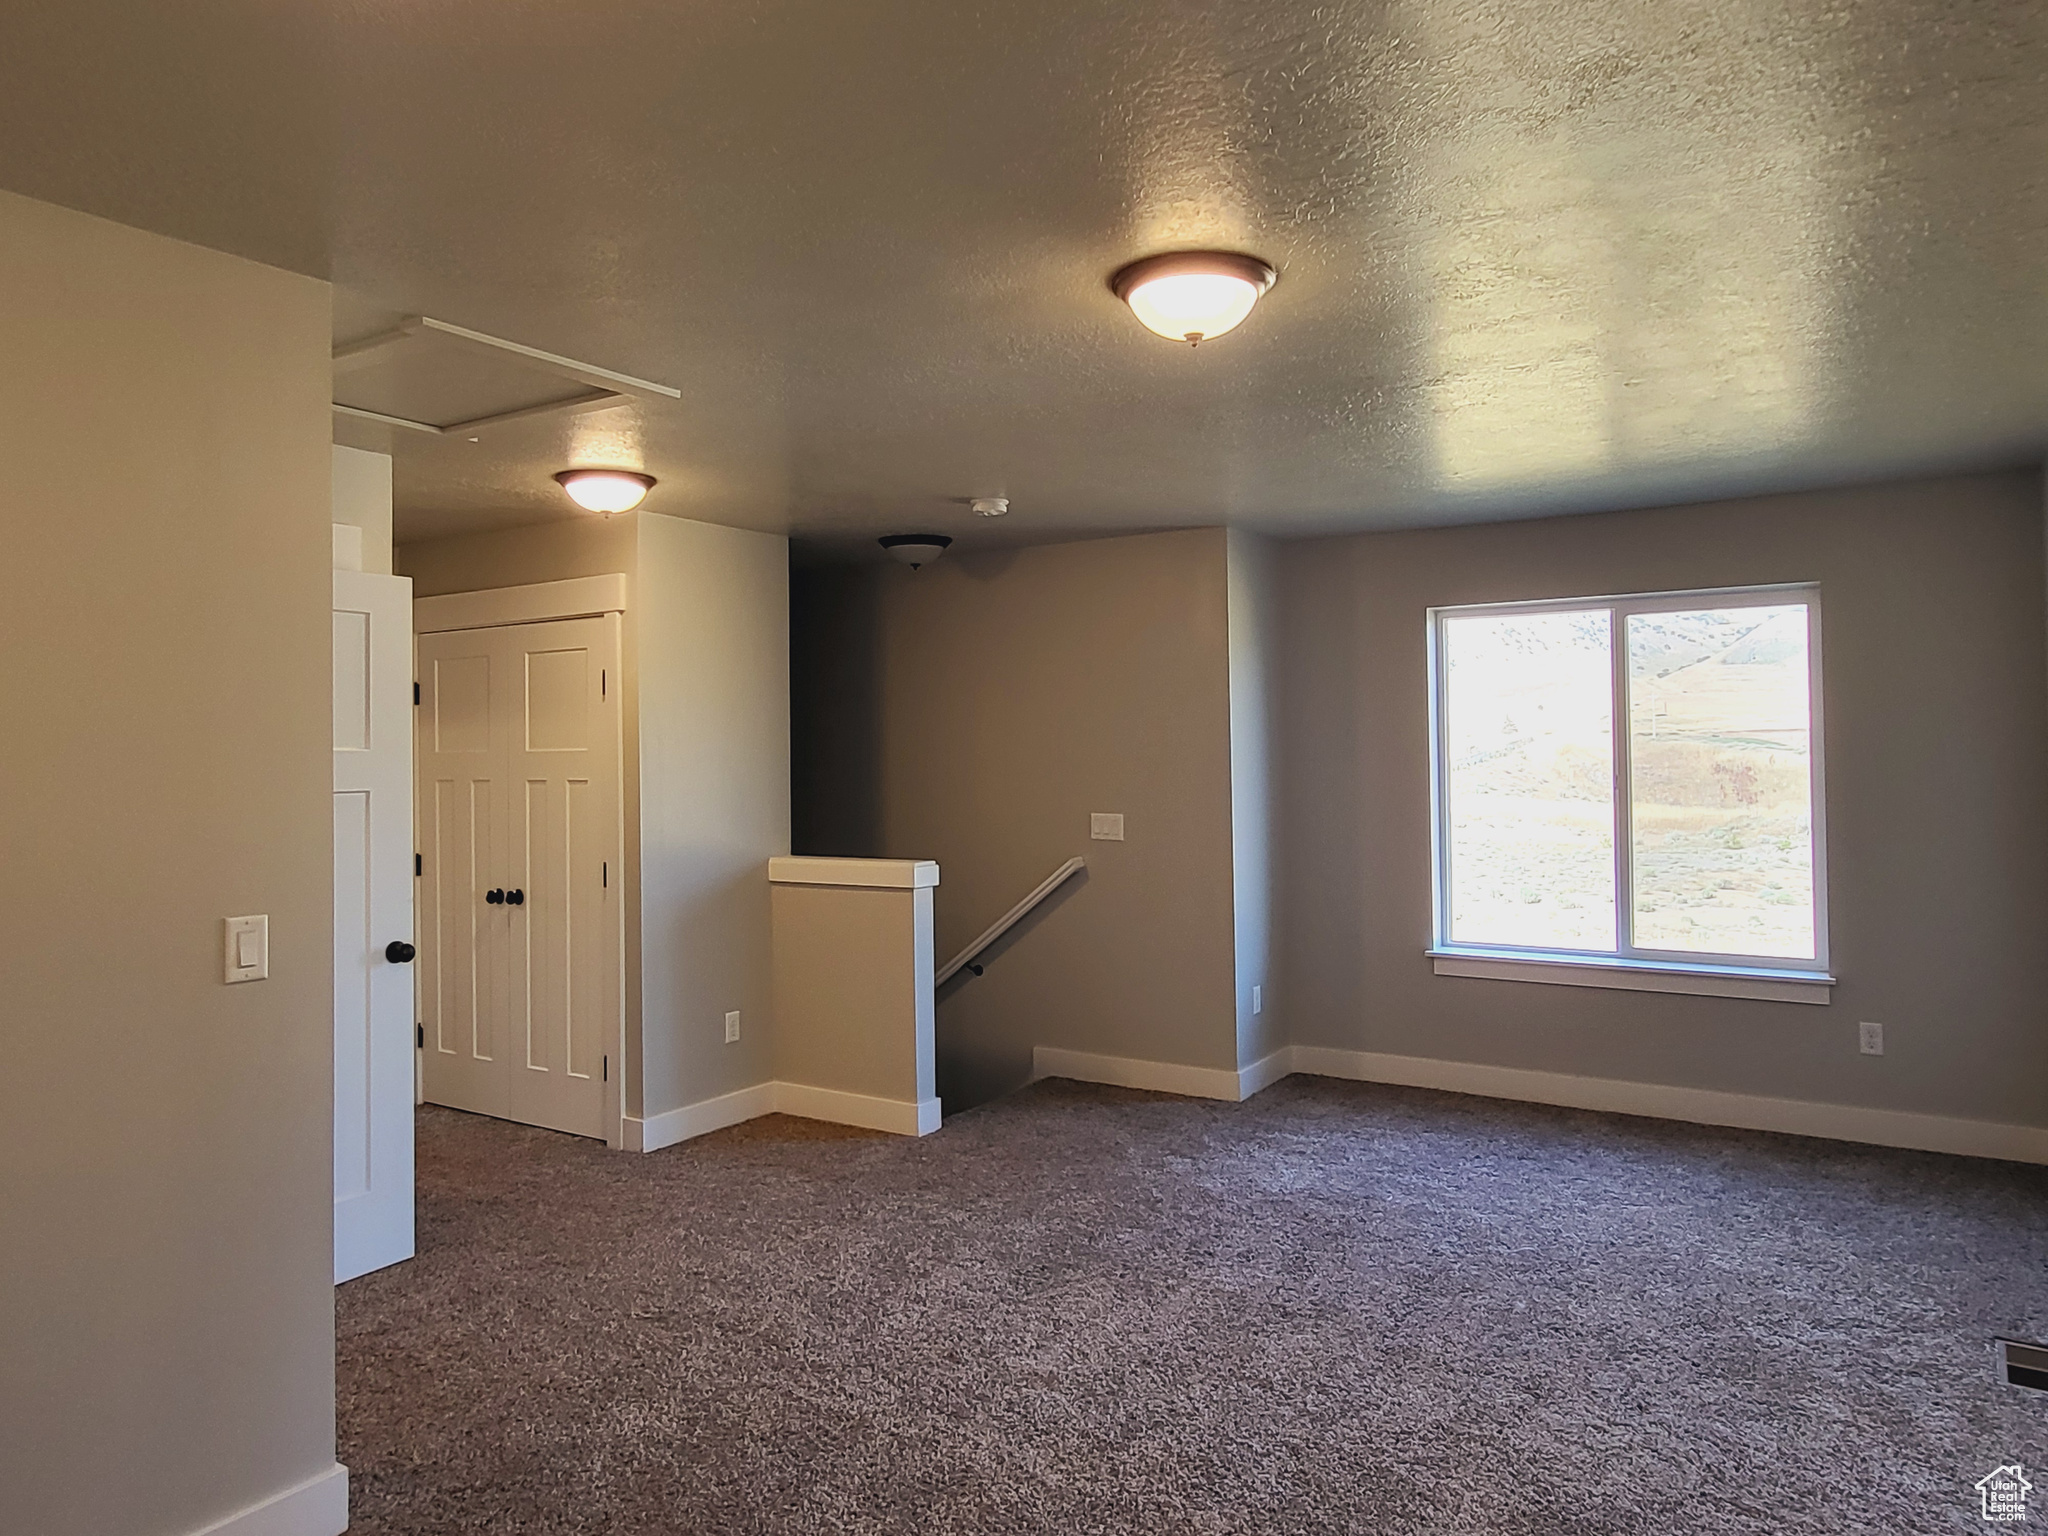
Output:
[
  {"xmin": 419, "ymin": 629, "xmax": 503, "ymax": 1121},
  {"xmin": 417, "ymin": 615, "xmax": 623, "ymax": 1142}
]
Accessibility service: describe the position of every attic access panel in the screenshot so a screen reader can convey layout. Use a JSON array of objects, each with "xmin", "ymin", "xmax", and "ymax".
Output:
[{"xmin": 331, "ymin": 316, "xmax": 678, "ymax": 436}]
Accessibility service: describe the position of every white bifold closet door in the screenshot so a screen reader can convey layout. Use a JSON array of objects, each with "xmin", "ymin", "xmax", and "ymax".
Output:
[
  {"xmin": 334, "ymin": 569, "xmax": 416, "ymax": 1284},
  {"xmin": 417, "ymin": 613, "xmax": 623, "ymax": 1144}
]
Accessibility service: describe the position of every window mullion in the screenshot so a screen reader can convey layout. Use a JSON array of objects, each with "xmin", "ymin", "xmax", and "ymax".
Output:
[{"xmin": 1610, "ymin": 605, "xmax": 1632, "ymax": 959}]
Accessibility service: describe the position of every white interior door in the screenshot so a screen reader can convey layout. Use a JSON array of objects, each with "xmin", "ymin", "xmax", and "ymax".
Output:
[
  {"xmin": 334, "ymin": 569, "xmax": 416, "ymax": 1284},
  {"xmin": 418, "ymin": 613, "xmax": 622, "ymax": 1143}
]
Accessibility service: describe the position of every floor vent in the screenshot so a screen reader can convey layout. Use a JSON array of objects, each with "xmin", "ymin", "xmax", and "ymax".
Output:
[{"xmin": 1998, "ymin": 1340, "xmax": 2048, "ymax": 1392}]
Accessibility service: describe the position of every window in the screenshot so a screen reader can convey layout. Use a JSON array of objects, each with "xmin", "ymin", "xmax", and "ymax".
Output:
[{"xmin": 1429, "ymin": 586, "xmax": 1829, "ymax": 999}]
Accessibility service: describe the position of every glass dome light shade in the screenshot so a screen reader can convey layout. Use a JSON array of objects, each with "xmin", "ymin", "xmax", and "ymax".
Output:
[
  {"xmin": 1110, "ymin": 252, "xmax": 1276, "ymax": 344},
  {"xmin": 554, "ymin": 469, "xmax": 655, "ymax": 513}
]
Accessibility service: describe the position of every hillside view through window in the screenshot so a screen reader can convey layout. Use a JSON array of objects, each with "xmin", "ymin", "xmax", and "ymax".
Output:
[{"xmin": 1437, "ymin": 591, "xmax": 1820, "ymax": 966}]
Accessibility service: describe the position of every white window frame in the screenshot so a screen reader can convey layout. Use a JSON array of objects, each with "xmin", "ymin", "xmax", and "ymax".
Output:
[{"xmin": 1427, "ymin": 583, "xmax": 1833, "ymax": 1004}]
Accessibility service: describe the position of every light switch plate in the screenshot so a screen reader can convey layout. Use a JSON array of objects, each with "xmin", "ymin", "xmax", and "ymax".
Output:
[
  {"xmin": 224, "ymin": 915, "xmax": 269, "ymax": 984},
  {"xmin": 1090, "ymin": 813, "xmax": 1125, "ymax": 841},
  {"xmin": 724, "ymin": 1010, "xmax": 742, "ymax": 1044},
  {"xmin": 1253, "ymin": 985, "xmax": 1263, "ymax": 1015}
]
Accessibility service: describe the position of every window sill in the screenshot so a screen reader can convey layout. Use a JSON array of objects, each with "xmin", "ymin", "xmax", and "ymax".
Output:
[{"xmin": 1428, "ymin": 948, "xmax": 1834, "ymax": 1005}]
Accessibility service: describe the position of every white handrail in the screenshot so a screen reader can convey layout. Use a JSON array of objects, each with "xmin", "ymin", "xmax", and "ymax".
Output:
[{"xmin": 936, "ymin": 856, "xmax": 1086, "ymax": 985}]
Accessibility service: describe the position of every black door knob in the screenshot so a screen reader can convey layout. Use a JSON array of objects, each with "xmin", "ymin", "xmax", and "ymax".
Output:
[
  {"xmin": 385, "ymin": 940, "xmax": 417, "ymax": 964},
  {"xmin": 506, "ymin": 888, "xmax": 525, "ymax": 906},
  {"xmin": 485, "ymin": 888, "xmax": 504, "ymax": 905}
]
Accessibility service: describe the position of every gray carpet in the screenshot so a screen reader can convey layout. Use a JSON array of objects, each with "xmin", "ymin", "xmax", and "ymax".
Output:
[{"xmin": 337, "ymin": 1077, "xmax": 2048, "ymax": 1534}]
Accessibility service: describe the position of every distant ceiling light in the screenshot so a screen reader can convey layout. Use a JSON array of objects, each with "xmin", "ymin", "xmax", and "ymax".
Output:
[
  {"xmin": 1110, "ymin": 251, "xmax": 1276, "ymax": 345},
  {"xmin": 971, "ymin": 497, "xmax": 1009, "ymax": 518},
  {"xmin": 554, "ymin": 468, "xmax": 654, "ymax": 514},
  {"xmin": 879, "ymin": 533, "xmax": 952, "ymax": 568}
]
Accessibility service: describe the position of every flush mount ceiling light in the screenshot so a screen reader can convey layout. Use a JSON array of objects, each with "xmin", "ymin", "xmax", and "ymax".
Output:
[
  {"xmin": 879, "ymin": 533, "xmax": 952, "ymax": 568},
  {"xmin": 970, "ymin": 497, "xmax": 1009, "ymax": 518},
  {"xmin": 1110, "ymin": 251, "xmax": 1277, "ymax": 345},
  {"xmin": 554, "ymin": 468, "xmax": 655, "ymax": 514}
]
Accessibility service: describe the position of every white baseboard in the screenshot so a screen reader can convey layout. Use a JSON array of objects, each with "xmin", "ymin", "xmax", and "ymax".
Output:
[
  {"xmin": 1032, "ymin": 1046, "xmax": 1285, "ymax": 1103},
  {"xmin": 775, "ymin": 1081, "xmax": 941, "ymax": 1137},
  {"xmin": 1028, "ymin": 1040, "xmax": 2048, "ymax": 1164},
  {"xmin": 1287, "ymin": 1045, "xmax": 2048, "ymax": 1165},
  {"xmin": 626, "ymin": 1080, "xmax": 937, "ymax": 1151},
  {"xmin": 634, "ymin": 1044, "xmax": 2048, "ymax": 1166},
  {"xmin": 626, "ymin": 1082, "xmax": 776, "ymax": 1153},
  {"xmin": 185, "ymin": 1463, "xmax": 347, "ymax": 1536},
  {"xmin": 1238, "ymin": 1047, "xmax": 1292, "ymax": 1097}
]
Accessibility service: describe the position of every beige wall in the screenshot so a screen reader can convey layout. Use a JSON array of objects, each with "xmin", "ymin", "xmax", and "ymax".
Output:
[
  {"xmin": 1277, "ymin": 470, "xmax": 2048, "ymax": 1126},
  {"xmin": 634, "ymin": 513, "xmax": 790, "ymax": 1117},
  {"xmin": 852, "ymin": 529, "xmax": 1243, "ymax": 1105},
  {"xmin": 0, "ymin": 193, "xmax": 338, "ymax": 1532},
  {"xmin": 1226, "ymin": 529, "xmax": 1280, "ymax": 1068},
  {"xmin": 772, "ymin": 884, "xmax": 933, "ymax": 1104},
  {"xmin": 397, "ymin": 511, "xmax": 789, "ymax": 1125},
  {"xmin": 330, "ymin": 445, "xmax": 393, "ymax": 574},
  {"xmin": 398, "ymin": 515, "xmax": 638, "ymax": 597}
]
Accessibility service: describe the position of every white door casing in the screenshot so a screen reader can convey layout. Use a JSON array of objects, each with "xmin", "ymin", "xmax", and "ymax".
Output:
[
  {"xmin": 334, "ymin": 569, "xmax": 416, "ymax": 1284},
  {"xmin": 418, "ymin": 613, "xmax": 624, "ymax": 1144}
]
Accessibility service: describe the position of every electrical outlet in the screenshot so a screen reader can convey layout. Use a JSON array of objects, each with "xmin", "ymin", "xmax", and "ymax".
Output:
[
  {"xmin": 1859, "ymin": 1021, "xmax": 1884, "ymax": 1056},
  {"xmin": 1090, "ymin": 813, "xmax": 1125, "ymax": 841},
  {"xmin": 724, "ymin": 1010, "xmax": 741, "ymax": 1044},
  {"xmin": 1252, "ymin": 985, "xmax": 1263, "ymax": 1015}
]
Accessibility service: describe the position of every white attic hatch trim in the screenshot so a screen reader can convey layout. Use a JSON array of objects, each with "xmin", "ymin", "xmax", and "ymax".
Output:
[{"xmin": 330, "ymin": 314, "xmax": 680, "ymax": 436}]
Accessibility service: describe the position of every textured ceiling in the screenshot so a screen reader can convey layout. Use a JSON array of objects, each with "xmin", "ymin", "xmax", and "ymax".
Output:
[{"xmin": 4, "ymin": 0, "xmax": 2044, "ymax": 550}]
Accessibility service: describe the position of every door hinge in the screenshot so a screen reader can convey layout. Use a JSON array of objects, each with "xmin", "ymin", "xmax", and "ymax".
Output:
[
  {"xmin": 602, "ymin": 860, "xmax": 608, "ymax": 888},
  {"xmin": 416, "ymin": 1022, "xmax": 424, "ymax": 1049},
  {"xmin": 601, "ymin": 668, "xmax": 607, "ymax": 698},
  {"xmin": 603, "ymin": 1054, "xmax": 609, "ymax": 1082},
  {"xmin": 415, "ymin": 852, "xmax": 422, "ymax": 877},
  {"xmin": 413, "ymin": 681, "xmax": 420, "ymax": 705}
]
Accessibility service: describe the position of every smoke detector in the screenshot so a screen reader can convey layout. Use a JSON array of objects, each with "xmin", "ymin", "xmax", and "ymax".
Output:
[{"xmin": 970, "ymin": 497, "xmax": 1009, "ymax": 518}]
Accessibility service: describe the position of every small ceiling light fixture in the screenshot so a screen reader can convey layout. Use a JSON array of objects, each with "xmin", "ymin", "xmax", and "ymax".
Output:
[
  {"xmin": 554, "ymin": 468, "xmax": 655, "ymax": 514},
  {"xmin": 1110, "ymin": 251, "xmax": 1277, "ymax": 345},
  {"xmin": 879, "ymin": 533, "xmax": 952, "ymax": 568},
  {"xmin": 970, "ymin": 497, "xmax": 1009, "ymax": 518}
]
